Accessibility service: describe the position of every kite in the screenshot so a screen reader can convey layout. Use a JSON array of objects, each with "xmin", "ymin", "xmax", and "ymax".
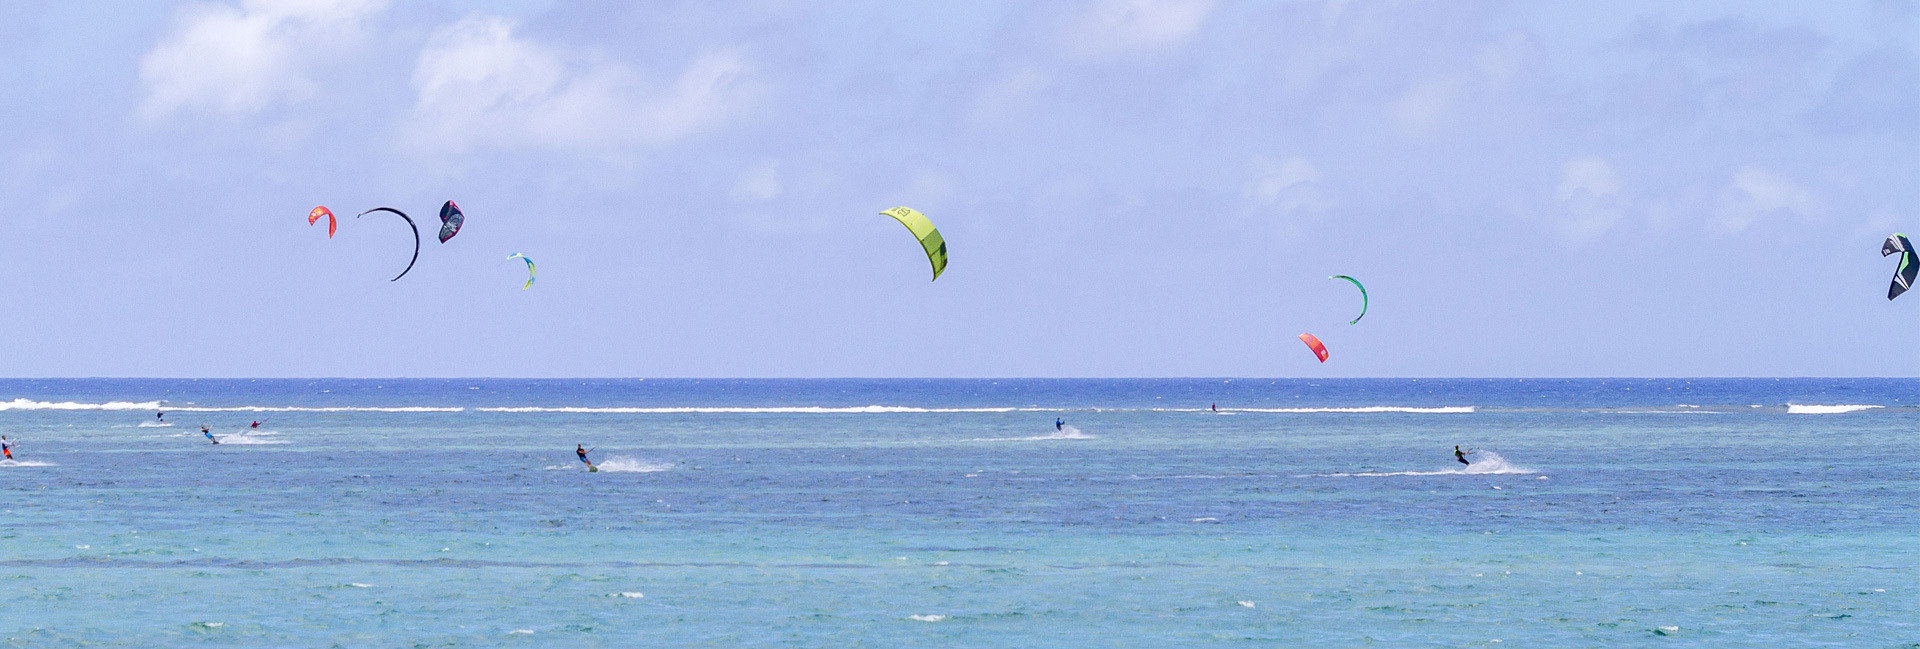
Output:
[
  {"xmin": 1298, "ymin": 333, "xmax": 1329, "ymax": 363},
  {"xmin": 357, "ymin": 207, "xmax": 420, "ymax": 282},
  {"xmin": 438, "ymin": 200, "xmax": 464, "ymax": 243},
  {"xmin": 307, "ymin": 206, "xmax": 336, "ymax": 238},
  {"xmin": 1329, "ymin": 275, "xmax": 1368, "ymax": 324},
  {"xmin": 1885, "ymin": 233, "xmax": 1917, "ymax": 301},
  {"xmin": 508, "ymin": 253, "xmax": 536, "ymax": 289},
  {"xmin": 880, "ymin": 206, "xmax": 948, "ymax": 281}
]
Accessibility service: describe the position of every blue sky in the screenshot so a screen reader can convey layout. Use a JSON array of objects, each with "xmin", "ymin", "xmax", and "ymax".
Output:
[{"xmin": 0, "ymin": 0, "xmax": 1914, "ymax": 377}]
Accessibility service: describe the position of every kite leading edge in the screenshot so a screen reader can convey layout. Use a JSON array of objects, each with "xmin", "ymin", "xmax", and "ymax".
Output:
[
  {"xmin": 1330, "ymin": 275, "xmax": 1367, "ymax": 324},
  {"xmin": 508, "ymin": 253, "xmax": 536, "ymax": 289},
  {"xmin": 308, "ymin": 206, "xmax": 336, "ymax": 238},
  {"xmin": 1299, "ymin": 333, "xmax": 1329, "ymax": 363},
  {"xmin": 881, "ymin": 206, "xmax": 947, "ymax": 281},
  {"xmin": 357, "ymin": 207, "xmax": 421, "ymax": 282},
  {"xmin": 1885, "ymin": 233, "xmax": 1917, "ymax": 301}
]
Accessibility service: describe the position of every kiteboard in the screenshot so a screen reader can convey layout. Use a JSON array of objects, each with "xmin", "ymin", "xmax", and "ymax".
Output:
[{"xmin": 588, "ymin": 465, "xmax": 598, "ymax": 473}]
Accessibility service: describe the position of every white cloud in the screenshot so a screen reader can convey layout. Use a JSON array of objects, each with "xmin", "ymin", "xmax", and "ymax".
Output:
[
  {"xmin": 1066, "ymin": 0, "xmax": 1216, "ymax": 60},
  {"xmin": 406, "ymin": 15, "xmax": 754, "ymax": 152},
  {"xmin": 1390, "ymin": 76, "xmax": 1461, "ymax": 134},
  {"xmin": 1553, "ymin": 156, "xmax": 1626, "ymax": 239},
  {"xmin": 730, "ymin": 159, "xmax": 781, "ymax": 202},
  {"xmin": 969, "ymin": 68, "xmax": 1052, "ymax": 127},
  {"xmin": 1245, "ymin": 156, "xmax": 1329, "ymax": 215},
  {"xmin": 1717, "ymin": 166, "xmax": 1819, "ymax": 231},
  {"xmin": 138, "ymin": 0, "xmax": 384, "ymax": 120}
]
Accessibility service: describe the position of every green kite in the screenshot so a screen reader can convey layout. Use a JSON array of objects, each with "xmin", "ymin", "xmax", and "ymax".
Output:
[
  {"xmin": 881, "ymin": 206, "xmax": 947, "ymax": 281},
  {"xmin": 508, "ymin": 253, "xmax": 536, "ymax": 290},
  {"xmin": 1330, "ymin": 275, "xmax": 1367, "ymax": 324}
]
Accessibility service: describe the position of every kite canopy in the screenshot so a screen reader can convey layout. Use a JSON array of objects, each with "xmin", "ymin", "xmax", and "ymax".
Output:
[
  {"xmin": 438, "ymin": 201, "xmax": 464, "ymax": 243},
  {"xmin": 308, "ymin": 206, "xmax": 336, "ymax": 238},
  {"xmin": 357, "ymin": 207, "xmax": 420, "ymax": 282},
  {"xmin": 1885, "ymin": 233, "xmax": 1917, "ymax": 301},
  {"xmin": 1298, "ymin": 333, "xmax": 1329, "ymax": 363},
  {"xmin": 1330, "ymin": 275, "xmax": 1368, "ymax": 324},
  {"xmin": 508, "ymin": 253, "xmax": 536, "ymax": 290},
  {"xmin": 880, "ymin": 206, "xmax": 947, "ymax": 281}
]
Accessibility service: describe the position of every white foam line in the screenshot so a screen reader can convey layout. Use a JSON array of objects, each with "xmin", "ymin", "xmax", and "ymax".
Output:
[
  {"xmin": 169, "ymin": 406, "xmax": 465, "ymax": 413},
  {"xmin": 0, "ymin": 399, "xmax": 164, "ymax": 411},
  {"xmin": 1219, "ymin": 406, "xmax": 1475, "ymax": 414},
  {"xmin": 1786, "ymin": 404, "xmax": 1883, "ymax": 414},
  {"xmin": 2, "ymin": 399, "xmax": 1486, "ymax": 415},
  {"xmin": 476, "ymin": 405, "xmax": 1017, "ymax": 413}
]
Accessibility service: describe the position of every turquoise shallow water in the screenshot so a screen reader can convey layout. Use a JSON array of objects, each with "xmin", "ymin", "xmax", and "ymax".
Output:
[{"xmin": 0, "ymin": 379, "xmax": 1915, "ymax": 647}]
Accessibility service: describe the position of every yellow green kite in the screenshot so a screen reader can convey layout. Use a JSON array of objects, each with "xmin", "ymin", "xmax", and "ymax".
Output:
[
  {"xmin": 881, "ymin": 206, "xmax": 947, "ymax": 281},
  {"xmin": 507, "ymin": 253, "xmax": 536, "ymax": 289}
]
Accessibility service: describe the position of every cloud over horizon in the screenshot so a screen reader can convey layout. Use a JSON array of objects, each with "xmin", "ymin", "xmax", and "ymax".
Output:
[{"xmin": 0, "ymin": 0, "xmax": 1913, "ymax": 378}]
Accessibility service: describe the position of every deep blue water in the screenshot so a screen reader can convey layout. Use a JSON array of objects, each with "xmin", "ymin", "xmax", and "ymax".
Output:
[{"xmin": 1, "ymin": 379, "xmax": 1915, "ymax": 647}]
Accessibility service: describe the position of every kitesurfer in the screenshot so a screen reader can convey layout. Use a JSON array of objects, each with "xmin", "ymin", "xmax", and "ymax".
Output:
[
  {"xmin": 202, "ymin": 426, "xmax": 218, "ymax": 445},
  {"xmin": 1454, "ymin": 446, "xmax": 1470, "ymax": 466},
  {"xmin": 1055, "ymin": 418, "xmax": 1064, "ymax": 431},
  {"xmin": 157, "ymin": 412, "xmax": 165, "ymax": 421},
  {"xmin": 2, "ymin": 435, "xmax": 12, "ymax": 460},
  {"xmin": 1211, "ymin": 403, "xmax": 1217, "ymax": 412},
  {"xmin": 250, "ymin": 420, "xmax": 261, "ymax": 429},
  {"xmin": 576, "ymin": 444, "xmax": 594, "ymax": 470}
]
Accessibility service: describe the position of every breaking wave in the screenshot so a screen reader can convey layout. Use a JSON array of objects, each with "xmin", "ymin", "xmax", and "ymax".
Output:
[
  {"xmin": 476, "ymin": 405, "xmax": 1018, "ymax": 413},
  {"xmin": 0, "ymin": 399, "xmax": 460, "ymax": 413},
  {"xmin": 1154, "ymin": 406, "xmax": 1474, "ymax": 414},
  {"xmin": 1786, "ymin": 404, "xmax": 1883, "ymax": 414},
  {"xmin": 0, "ymin": 399, "xmax": 163, "ymax": 411}
]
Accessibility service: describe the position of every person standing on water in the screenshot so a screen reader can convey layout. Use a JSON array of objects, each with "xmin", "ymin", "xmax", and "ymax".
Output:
[
  {"xmin": 1454, "ymin": 445, "xmax": 1470, "ymax": 465},
  {"xmin": 576, "ymin": 444, "xmax": 594, "ymax": 470},
  {"xmin": 2, "ymin": 435, "xmax": 13, "ymax": 460},
  {"xmin": 202, "ymin": 426, "xmax": 218, "ymax": 445},
  {"xmin": 157, "ymin": 412, "xmax": 165, "ymax": 422},
  {"xmin": 1055, "ymin": 418, "xmax": 1064, "ymax": 431}
]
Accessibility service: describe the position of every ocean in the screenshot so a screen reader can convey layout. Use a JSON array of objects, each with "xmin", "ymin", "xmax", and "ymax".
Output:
[{"xmin": 0, "ymin": 378, "xmax": 1914, "ymax": 647}]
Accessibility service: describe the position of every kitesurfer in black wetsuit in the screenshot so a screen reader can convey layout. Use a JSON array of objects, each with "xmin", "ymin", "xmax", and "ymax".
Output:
[
  {"xmin": 576, "ymin": 444, "xmax": 594, "ymax": 470},
  {"xmin": 1454, "ymin": 445, "xmax": 1470, "ymax": 465}
]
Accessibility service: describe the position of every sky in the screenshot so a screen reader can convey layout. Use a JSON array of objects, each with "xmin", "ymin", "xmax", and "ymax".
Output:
[{"xmin": 0, "ymin": 0, "xmax": 1915, "ymax": 378}]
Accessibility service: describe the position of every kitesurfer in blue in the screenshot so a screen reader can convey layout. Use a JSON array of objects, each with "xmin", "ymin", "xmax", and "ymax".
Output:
[
  {"xmin": 202, "ymin": 426, "xmax": 218, "ymax": 445},
  {"xmin": 1055, "ymin": 418, "xmax": 1064, "ymax": 431},
  {"xmin": 1454, "ymin": 445, "xmax": 1470, "ymax": 466}
]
